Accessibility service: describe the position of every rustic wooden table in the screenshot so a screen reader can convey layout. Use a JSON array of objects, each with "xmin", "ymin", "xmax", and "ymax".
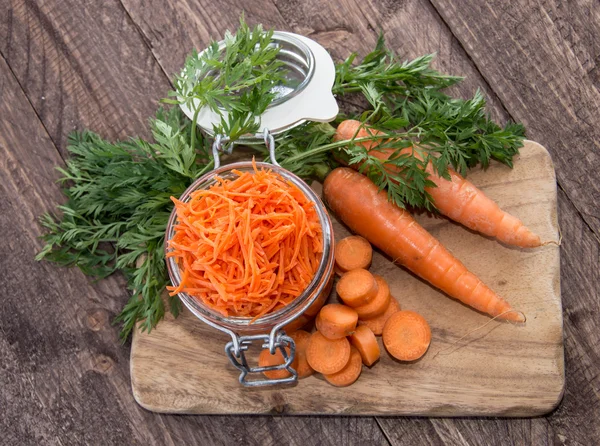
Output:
[{"xmin": 1, "ymin": 0, "xmax": 598, "ymax": 444}]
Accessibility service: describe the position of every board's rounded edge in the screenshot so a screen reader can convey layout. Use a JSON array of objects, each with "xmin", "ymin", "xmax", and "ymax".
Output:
[
  {"xmin": 547, "ymin": 371, "xmax": 566, "ymax": 415},
  {"xmin": 523, "ymin": 138, "xmax": 565, "ymax": 420},
  {"xmin": 524, "ymin": 139, "xmax": 564, "ymax": 419},
  {"xmin": 129, "ymin": 328, "xmax": 153, "ymax": 412},
  {"xmin": 523, "ymin": 139, "xmax": 556, "ymax": 179},
  {"xmin": 129, "ymin": 328, "xmax": 170, "ymax": 413}
]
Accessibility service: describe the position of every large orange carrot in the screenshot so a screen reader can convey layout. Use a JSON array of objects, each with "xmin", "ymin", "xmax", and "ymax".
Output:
[
  {"xmin": 323, "ymin": 167, "xmax": 525, "ymax": 322},
  {"xmin": 335, "ymin": 120, "xmax": 541, "ymax": 248}
]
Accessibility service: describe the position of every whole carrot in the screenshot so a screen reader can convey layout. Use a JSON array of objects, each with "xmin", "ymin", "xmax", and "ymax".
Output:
[
  {"xmin": 323, "ymin": 167, "xmax": 525, "ymax": 322},
  {"xmin": 335, "ymin": 120, "xmax": 541, "ymax": 248}
]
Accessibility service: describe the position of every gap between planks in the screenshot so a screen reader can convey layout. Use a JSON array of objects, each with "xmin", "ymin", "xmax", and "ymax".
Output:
[{"xmin": 0, "ymin": 51, "xmax": 65, "ymax": 163}]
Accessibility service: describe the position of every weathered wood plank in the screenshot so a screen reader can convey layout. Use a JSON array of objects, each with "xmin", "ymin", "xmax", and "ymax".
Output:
[
  {"xmin": 0, "ymin": 0, "xmax": 172, "ymax": 150},
  {"xmin": 341, "ymin": 0, "xmax": 511, "ymax": 123},
  {"xmin": 545, "ymin": 187, "xmax": 600, "ymax": 444},
  {"xmin": 117, "ymin": 0, "xmax": 285, "ymax": 78},
  {"xmin": 0, "ymin": 50, "xmax": 205, "ymax": 446},
  {"xmin": 428, "ymin": 0, "xmax": 600, "ymax": 240}
]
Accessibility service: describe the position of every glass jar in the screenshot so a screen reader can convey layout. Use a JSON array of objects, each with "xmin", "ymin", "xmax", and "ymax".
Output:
[{"xmin": 165, "ymin": 161, "xmax": 335, "ymax": 386}]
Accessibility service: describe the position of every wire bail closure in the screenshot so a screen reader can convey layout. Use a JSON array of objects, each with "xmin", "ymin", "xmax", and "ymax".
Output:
[
  {"xmin": 212, "ymin": 129, "xmax": 280, "ymax": 170},
  {"xmin": 225, "ymin": 332, "xmax": 297, "ymax": 387}
]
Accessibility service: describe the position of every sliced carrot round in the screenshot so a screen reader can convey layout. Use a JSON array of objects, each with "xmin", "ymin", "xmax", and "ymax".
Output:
[
  {"xmin": 349, "ymin": 325, "xmax": 380, "ymax": 366},
  {"xmin": 315, "ymin": 304, "xmax": 358, "ymax": 340},
  {"xmin": 383, "ymin": 311, "xmax": 431, "ymax": 361},
  {"xmin": 305, "ymin": 331, "xmax": 351, "ymax": 375},
  {"xmin": 336, "ymin": 269, "xmax": 378, "ymax": 307},
  {"xmin": 354, "ymin": 275, "xmax": 390, "ymax": 319},
  {"xmin": 335, "ymin": 235, "xmax": 373, "ymax": 274},
  {"xmin": 289, "ymin": 330, "xmax": 314, "ymax": 379},
  {"xmin": 358, "ymin": 297, "xmax": 400, "ymax": 336},
  {"xmin": 258, "ymin": 347, "xmax": 292, "ymax": 379},
  {"xmin": 324, "ymin": 346, "xmax": 363, "ymax": 387}
]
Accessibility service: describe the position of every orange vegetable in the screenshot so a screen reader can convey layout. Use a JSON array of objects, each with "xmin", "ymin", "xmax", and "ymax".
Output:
[
  {"xmin": 354, "ymin": 275, "xmax": 391, "ymax": 319},
  {"xmin": 383, "ymin": 311, "xmax": 431, "ymax": 361},
  {"xmin": 334, "ymin": 235, "xmax": 372, "ymax": 274},
  {"xmin": 358, "ymin": 297, "xmax": 401, "ymax": 335},
  {"xmin": 289, "ymin": 330, "xmax": 314, "ymax": 379},
  {"xmin": 335, "ymin": 120, "xmax": 542, "ymax": 248},
  {"xmin": 324, "ymin": 346, "xmax": 363, "ymax": 387},
  {"xmin": 336, "ymin": 268, "xmax": 378, "ymax": 307},
  {"xmin": 258, "ymin": 347, "xmax": 292, "ymax": 379},
  {"xmin": 323, "ymin": 168, "xmax": 524, "ymax": 322},
  {"xmin": 305, "ymin": 331, "xmax": 351, "ymax": 375},
  {"xmin": 315, "ymin": 303, "xmax": 358, "ymax": 339},
  {"xmin": 349, "ymin": 325, "xmax": 380, "ymax": 366},
  {"xmin": 167, "ymin": 161, "xmax": 323, "ymax": 319}
]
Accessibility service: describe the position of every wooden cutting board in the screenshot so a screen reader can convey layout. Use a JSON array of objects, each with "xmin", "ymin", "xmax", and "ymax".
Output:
[{"xmin": 130, "ymin": 141, "xmax": 563, "ymax": 416}]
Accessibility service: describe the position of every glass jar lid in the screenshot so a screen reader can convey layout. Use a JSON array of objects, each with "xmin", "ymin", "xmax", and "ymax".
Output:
[{"xmin": 178, "ymin": 31, "xmax": 339, "ymax": 141}]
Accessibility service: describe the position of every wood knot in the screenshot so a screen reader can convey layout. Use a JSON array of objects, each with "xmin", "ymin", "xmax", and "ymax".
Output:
[
  {"xmin": 270, "ymin": 393, "xmax": 288, "ymax": 414},
  {"xmin": 92, "ymin": 354, "xmax": 115, "ymax": 374},
  {"xmin": 86, "ymin": 309, "xmax": 108, "ymax": 331}
]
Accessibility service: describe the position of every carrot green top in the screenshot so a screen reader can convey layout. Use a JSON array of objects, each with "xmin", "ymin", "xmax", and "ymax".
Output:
[{"xmin": 167, "ymin": 161, "xmax": 323, "ymax": 319}]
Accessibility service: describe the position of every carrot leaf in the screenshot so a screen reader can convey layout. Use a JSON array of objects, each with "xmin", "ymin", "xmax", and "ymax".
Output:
[{"xmin": 37, "ymin": 106, "xmax": 210, "ymax": 341}]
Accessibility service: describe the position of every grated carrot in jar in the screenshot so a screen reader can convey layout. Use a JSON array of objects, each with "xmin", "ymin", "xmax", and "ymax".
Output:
[{"xmin": 166, "ymin": 160, "xmax": 323, "ymax": 320}]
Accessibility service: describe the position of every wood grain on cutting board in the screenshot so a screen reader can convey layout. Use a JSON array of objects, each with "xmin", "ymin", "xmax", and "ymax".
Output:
[{"xmin": 130, "ymin": 141, "xmax": 563, "ymax": 416}]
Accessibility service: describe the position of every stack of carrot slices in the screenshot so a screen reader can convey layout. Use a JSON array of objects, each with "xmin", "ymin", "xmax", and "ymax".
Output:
[
  {"xmin": 259, "ymin": 235, "xmax": 432, "ymax": 387},
  {"xmin": 166, "ymin": 161, "xmax": 323, "ymax": 319}
]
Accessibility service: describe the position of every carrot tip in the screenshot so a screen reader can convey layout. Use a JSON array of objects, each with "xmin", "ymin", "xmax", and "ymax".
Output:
[{"xmin": 500, "ymin": 310, "xmax": 526, "ymax": 323}]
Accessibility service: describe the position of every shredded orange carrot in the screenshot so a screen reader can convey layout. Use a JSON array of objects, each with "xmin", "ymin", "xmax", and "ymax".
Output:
[{"xmin": 167, "ymin": 160, "xmax": 323, "ymax": 319}]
